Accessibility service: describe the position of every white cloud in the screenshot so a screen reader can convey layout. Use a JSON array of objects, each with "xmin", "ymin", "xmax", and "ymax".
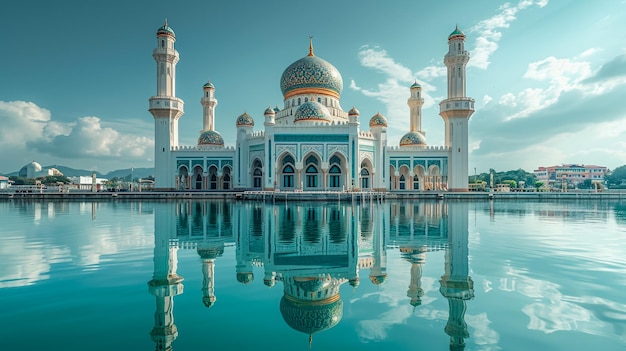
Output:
[
  {"xmin": 469, "ymin": 0, "xmax": 549, "ymax": 69},
  {"xmin": 0, "ymin": 100, "xmax": 154, "ymax": 173}
]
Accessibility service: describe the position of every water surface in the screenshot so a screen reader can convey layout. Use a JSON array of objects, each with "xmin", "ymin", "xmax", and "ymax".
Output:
[{"xmin": 1, "ymin": 200, "xmax": 625, "ymax": 350}]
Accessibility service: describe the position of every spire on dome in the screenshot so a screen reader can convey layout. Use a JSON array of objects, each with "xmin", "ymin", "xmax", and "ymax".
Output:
[{"xmin": 308, "ymin": 36, "xmax": 314, "ymax": 56}]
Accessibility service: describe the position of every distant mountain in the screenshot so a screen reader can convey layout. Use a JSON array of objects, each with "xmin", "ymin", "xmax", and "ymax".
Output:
[{"xmin": 2, "ymin": 165, "xmax": 155, "ymax": 180}]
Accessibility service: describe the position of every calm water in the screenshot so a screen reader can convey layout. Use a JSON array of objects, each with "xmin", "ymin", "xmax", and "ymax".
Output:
[{"xmin": 1, "ymin": 199, "xmax": 625, "ymax": 351}]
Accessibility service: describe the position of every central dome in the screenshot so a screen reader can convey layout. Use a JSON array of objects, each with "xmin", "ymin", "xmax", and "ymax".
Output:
[{"xmin": 280, "ymin": 53, "xmax": 343, "ymax": 99}]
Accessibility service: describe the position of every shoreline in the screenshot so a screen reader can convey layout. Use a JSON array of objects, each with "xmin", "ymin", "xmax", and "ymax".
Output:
[{"xmin": 2, "ymin": 190, "xmax": 625, "ymax": 201}]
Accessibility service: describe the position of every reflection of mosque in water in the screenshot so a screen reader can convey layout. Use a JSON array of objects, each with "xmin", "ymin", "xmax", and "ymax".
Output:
[{"xmin": 148, "ymin": 200, "xmax": 473, "ymax": 350}]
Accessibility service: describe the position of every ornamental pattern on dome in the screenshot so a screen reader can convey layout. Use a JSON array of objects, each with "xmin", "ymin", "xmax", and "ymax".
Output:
[
  {"xmin": 280, "ymin": 296, "xmax": 343, "ymax": 335},
  {"xmin": 370, "ymin": 274, "xmax": 387, "ymax": 285},
  {"xmin": 400, "ymin": 131, "xmax": 427, "ymax": 146},
  {"xmin": 294, "ymin": 101, "xmax": 331, "ymax": 123},
  {"xmin": 280, "ymin": 56, "xmax": 343, "ymax": 97},
  {"xmin": 369, "ymin": 113, "xmax": 388, "ymax": 127},
  {"xmin": 198, "ymin": 130, "xmax": 224, "ymax": 146},
  {"xmin": 236, "ymin": 112, "xmax": 254, "ymax": 127}
]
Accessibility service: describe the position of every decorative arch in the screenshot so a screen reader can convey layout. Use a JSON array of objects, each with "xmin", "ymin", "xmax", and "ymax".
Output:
[
  {"xmin": 251, "ymin": 158, "xmax": 263, "ymax": 189},
  {"xmin": 389, "ymin": 165, "xmax": 397, "ymax": 190},
  {"xmin": 302, "ymin": 152, "xmax": 321, "ymax": 190},
  {"xmin": 208, "ymin": 165, "xmax": 219, "ymax": 190},
  {"xmin": 398, "ymin": 165, "xmax": 410, "ymax": 190},
  {"xmin": 360, "ymin": 158, "xmax": 373, "ymax": 190},
  {"xmin": 328, "ymin": 152, "xmax": 347, "ymax": 190},
  {"xmin": 178, "ymin": 165, "xmax": 189, "ymax": 190},
  {"xmin": 426, "ymin": 165, "xmax": 442, "ymax": 191},
  {"xmin": 192, "ymin": 165, "xmax": 204, "ymax": 190},
  {"xmin": 413, "ymin": 165, "xmax": 426, "ymax": 191},
  {"xmin": 278, "ymin": 153, "xmax": 296, "ymax": 190}
]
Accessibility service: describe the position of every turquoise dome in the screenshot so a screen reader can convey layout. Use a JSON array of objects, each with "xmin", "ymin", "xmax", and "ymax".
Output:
[
  {"xmin": 280, "ymin": 295, "xmax": 343, "ymax": 335},
  {"xmin": 410, "ymin": 81, "xmax": 421, "ymax": 89},
  {"xmin": 198, "ymin": 130, "xmax": 224, "ymax": 146},
  {"xmin": 400, "ymin": 131, "xmax": 427, "ymax": 146},
  {"xmin": 156, "ymin": 21, "xmax": 175, "ymax": 38},
  {"xmin": 370, "ymin": 274, "xmax": 387, "ymax": 285},
  {"xmin": 197, "ymin": 247, "xmax": 224, "ymax": 259},
  {"xmin": 280, "ymin": 55, "xmax": 343, "ymax": 98},
  {"xmin": 236, "ymin": 272, "xmax": 254, "ymax": 284},
  {"xmin": 203, "ymin": 81, "xmax": 215, "ymax": 89},
  {"xmin": 448, "ymin": 26, "xmax": 465, "ymax": 40},
  {"xmin": 369, "ymin": 113, "xmax": 388, "ymax": 128},
  {"xmin": 236, "ymin": 112, "xmax": 254, "ymax": 127},
  {"xmin": 294, "ymin": 101, "xmax": 331, "ymax": 123}
]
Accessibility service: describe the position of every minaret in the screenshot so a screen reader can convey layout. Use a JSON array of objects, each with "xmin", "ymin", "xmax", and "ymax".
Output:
[
  {"xmin": 406, "ymin": 247, "xmax": 426, "ymax": 309},
  {"xmin": 148, "ymin": 203, "xmax": 184, "ymax": 351},
  {"xmin": 149, "ymin": 20, "xmax": 185, "ymax": 190},
  {"xmin": 439, "ymin": 26, "xmax": 475, "ymax": 191},
  {"xmin": 439, "ymin": 202, "xmax": 473, "ymax": 350},
  {"xmin": 201, "ymin": 81, "xmax": 217, "ymax": 132},
  {"xmin": 200, "ymin": 257, "xmax": 216, "ymax": 308},
  {"xmin": 408, "ymin": 82, "xmax": 425, "ymax": 135}
]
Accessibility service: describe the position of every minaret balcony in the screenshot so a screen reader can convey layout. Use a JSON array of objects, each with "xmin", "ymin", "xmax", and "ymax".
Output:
[
  {"xmin": 439, "ymin": 98, "xmax": 474, "ymax": 114},
  {"xmin": 149, "ymin": 97, "xmax": 185, "ymax": 113}
]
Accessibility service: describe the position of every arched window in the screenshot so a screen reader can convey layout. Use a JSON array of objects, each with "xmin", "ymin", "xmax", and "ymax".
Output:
[
  {"xmin": 252, "ymin": 159, "xmax": 263, "ymax": 188},
  {"xmin": 210, "ymin": 173, "xmax": 218, "ymax": 190},
  {"xmin": 317, "ymin": 97, "xmax": 321, "ymax": 103},
  {"xmin": 329, "ymin": 155, "xmax": 341, "ymax": 165},
  {"xmin": 413, "ymin": 175, "xmax": 419, "ymax": 190},
  {"xmin": 283, "ymin": 165, "xmax": 294, "ymax": 188},
  {"xmin": 399, "ymin": 174, "xmax": 406, "ymax": 190},
  {"xmin": 223, "ymin": 169, "xmax": 231, "ymax": 190},
  {"xmin": 161, "ymin": 40, "xmax": 165, "ymax": 48},
  {"xmin": 329, "ymin": 164, "xmax": 341, "ymax": 188},
  {"xmin": 360, "ymin": 168, "xmax": 370, "ymax": 189},
  {"xmin": 306, "ymin": 165, "xmax": 318, "ymax": 188},
  {"xmin": 297, "ymin": 98, "xmax": 301, "ymax": 105}
]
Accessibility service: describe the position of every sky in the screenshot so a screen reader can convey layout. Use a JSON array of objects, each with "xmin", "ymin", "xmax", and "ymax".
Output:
[{"xmin": 2, "ymin": 0, "xmax": 626, "ymax": 175}]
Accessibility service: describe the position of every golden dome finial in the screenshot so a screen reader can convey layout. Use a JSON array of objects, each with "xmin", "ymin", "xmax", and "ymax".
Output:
[{"xmin": 308, "ymin": 36, "xmax": 314, "ymax": 56}]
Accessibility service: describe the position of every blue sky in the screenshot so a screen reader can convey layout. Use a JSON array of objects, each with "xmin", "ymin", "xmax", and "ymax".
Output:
[{"xmin": 2, "ymin": 0, "xmax": 626, "ymax": 175}]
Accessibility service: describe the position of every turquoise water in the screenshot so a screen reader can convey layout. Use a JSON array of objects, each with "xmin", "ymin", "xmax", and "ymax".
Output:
[{"xmin": 1, "ymin": 200, "xmax": 625, "ymax": 350}]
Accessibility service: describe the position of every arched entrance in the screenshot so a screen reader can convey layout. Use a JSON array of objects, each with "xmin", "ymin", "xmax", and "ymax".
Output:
[
  {"xmin": 279, "ymin": 154, "xmax": 296, "ymax": 190},
  {"xmin": 251, "ymin": 159, "xmax": 263, "ymax": 189},
  {"xmin": 178, "ymin": 166, "xmax": 189, "ymax": 190},
  {"xmin": 303, "ymin": 154, "xmax": 321, "ymax": 190},
  {"xmin": 193, "ymin": 165, "xmax": 203, "ymax": 190}
]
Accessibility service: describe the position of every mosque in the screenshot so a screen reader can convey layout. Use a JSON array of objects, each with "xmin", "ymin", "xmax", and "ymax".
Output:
[{"xmin": 149, "ymin": 22, "xmax": 474, "ymax": 192}]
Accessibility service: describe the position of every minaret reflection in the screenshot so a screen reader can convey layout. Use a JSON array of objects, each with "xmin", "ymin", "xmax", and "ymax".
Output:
[
  {"xmin": 439, "ymin": 202, "xmax": 474, "ymax": 350},
  {"xmin": 148, "ymin": 203, "xmax": 184, "ymax": 351}
]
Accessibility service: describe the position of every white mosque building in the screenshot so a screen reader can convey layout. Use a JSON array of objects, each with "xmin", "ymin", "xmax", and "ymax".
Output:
[{"xmin": 149, "ymin": 22, "xmax": 474, "ymax": 192}]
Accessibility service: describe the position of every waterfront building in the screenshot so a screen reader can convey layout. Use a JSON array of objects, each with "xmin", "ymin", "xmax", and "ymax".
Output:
[
  {"xmin": 149, "ymin": 22, "xmax": 474, "ymax": 192},
  {"xmin": 17, "ymin": 161, "xmax": 63, "ymax": 179},
  {"xmin": 533, "ymin": 164, "xmax": 608, "ymax": 188}
]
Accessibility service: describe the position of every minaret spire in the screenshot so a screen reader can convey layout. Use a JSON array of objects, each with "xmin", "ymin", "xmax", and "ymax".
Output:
[{"xmin": 308, "ymin": 36, "xmax": 314, "ymax": 56}]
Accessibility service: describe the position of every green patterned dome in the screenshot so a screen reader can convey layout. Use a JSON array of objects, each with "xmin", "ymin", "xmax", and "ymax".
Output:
[
  {"xmin": 448, "ymin": 26, "xmax": 465, "ymax": 40},
  {"xmin": 203, "ymin": 81, "xmax": 215, "ymax": 89},
  {"xmin": 236, "ymin": 272, "xmax": 254, "ymax": 284},
  {"xmin": 280, "ymin": 55, "xmax": 343, "ymax": 99},
  {"xmin": 156, "ymin": 21, "xmax": 175, "ymax": 38},
  {"xmin": 294, "ymin": 101, "xmax": 332, "ymax": 123},
  {"xmin": 369, "ymin": 274, "xmax": 387, "ymax": 285},
  {"xmin": 280, "ymin": 295, "xmax": 343, "ymax": 335},
  {"xmin": 410, "ymin": 81, "xmax": 421, "ymax": 89},
  {"xmin": 294, "ymin": 277, "xmax": 331, "ymax": 292},
  {"xmin": 197, "ymin": 247, "xmax": 224, "ymax": 259},
  {"xmin": 369, "ymin": 112, "xmax": 388, "ymax": 128},
  {"xmin": 400, "ymin": 131, "xmax": 427, "ymax": 146},
  {"xmin": 198, "ymin": 130, "xmax": 224, "ymax": 146},
  {"xmin": 236, "ymin": 112, "xmax": 254, "ymax": 127}
]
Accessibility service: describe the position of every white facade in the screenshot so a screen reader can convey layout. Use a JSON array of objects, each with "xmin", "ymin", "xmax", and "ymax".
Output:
[{"xmin": 150, "ymin": 22, "xmax": 474, "ymax": 192}]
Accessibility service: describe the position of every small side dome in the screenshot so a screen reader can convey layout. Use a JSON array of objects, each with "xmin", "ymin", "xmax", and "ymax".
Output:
[
  {"xmin": 264, "ymin": 106, "xmax": 275, "ymax": 116},
  {"xmin": 369, "ymin": 274, "xmax": 387, "ymax": 285},
  {"xmin": 236, "ymin": 112, "xmax": 255, "ymax": 127},
  {"xmin": 399, "ymin": 131, "xmax": 427, "ymax": 146},
  {"xmin": 203, "ymin": 80, "xmax": 215, "ymax": 89},
  {"xmin": 198, "ymin": 130, "xmax": 224, "ymax": 146},
  {"xmin": 348, "ymin": 106, "xmax": 360, "ymax": 116},
  {"xmin": 410, "ymin": 81, "xmax": 421, "ymax": 89},
  {"xmin": 369, "ymin": 112, "xmax": 388, "ymax": 128},
  {"xmin": 273, "ymin": 105, "xmax": 281, "ymax": 113},
  {"xmin": 448, "ymin": 26, "xmax": 465, "ymax": 40},
  {"xmin": 156, "ymin": 20, "xmax": 175, "ymax": 38},
  {"xmin": 197, "ymin": 247, "xmax": 224, "ymax": 259},
  {"xmin": 236, "ymin": 272, "xmax": 254, "ymax": 284},
  {"xmin": 294, "ymin": 101, "xmax": 332, "ymax": 123},
  {"xmin": 202, "ymin": 296, "xmax": 217, "ymax": 308}
]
